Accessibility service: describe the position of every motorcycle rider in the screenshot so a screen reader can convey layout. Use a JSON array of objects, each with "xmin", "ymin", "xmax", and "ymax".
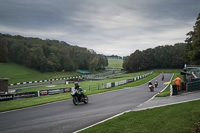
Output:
[
  {"xmin": 148, "ymin": 81, "xmax": 153, "ymax": 86},
  {"xmin": 148, "ymin": 81, "xmax": 154, "ymax": 91},
  {"xmin": 74, "ymin": 82, "xmax": 84, "ymax": 100},
  {"xmin": 154, "ymin": 80, "xmax": 158, "ymax": 88},
  {"xmin": 162, "ymin": 73, "xmax": 164, "ymax": 81}
]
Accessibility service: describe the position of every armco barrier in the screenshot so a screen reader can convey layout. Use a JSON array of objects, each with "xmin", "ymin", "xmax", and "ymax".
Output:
[
  {"xmin": 2, "ymin": 72, "xmax": 153, "ymax": 100},
  {"xmin": 187, "ymin": 80, "xmax": 200, "ymax": 91},
  {"xmin": 0, "ymin": 88, "xmax": 71, "ymax": 101},
  {"xmin": 0, "ymin": 94, "xmax": 14, "ymax": 101},
  {"xmin": 119, "ymin": 80, "xmax": 126, "ymax": 85},
  {"xmin": 47, "ymin": 89, "xmax": 64, "ymax": 95},
  {"xmin": 105, "ymin": 72, "xmax": 153, "ymax": 89},
  {"xmin": 127, "ymin": 79, "xmax": 133, "ymax": 83},
  {"xmin": 40, "ymin": 88, "xmax": 71, "ymax": 96},
  {"xmin": 134, "ymin": 77, "xmax": 137, "ymax": 81},
  {"xmin": 106, "ymin": 83, "xmax": 111, "ymax": 88},
  {"xmin": 115, "ymin": 81, "xmax": 119, "ymax": 86},
  {"xmin": 111, "ymin": 82, "xmax": 115, "ymax": 87},
  {"xmin": 14, "ymin": 91, "xmax": 39, "ymax": 99},
  {"xmin": 9, "ymin": 76, "xmax": 82, "ymax": 86}
]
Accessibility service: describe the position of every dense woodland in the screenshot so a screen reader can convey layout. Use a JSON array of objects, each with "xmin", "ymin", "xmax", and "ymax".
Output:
[
  {"xmin": 123, "ymin": 43, "xmax": 187, "ymax": 72},
  {"xmin": 123, "ymin": 13, "xmax": 200, "ymax": 73},
  {"xmin": 0, "ymin": 34, "xmax": 108, "ymax": 72}
]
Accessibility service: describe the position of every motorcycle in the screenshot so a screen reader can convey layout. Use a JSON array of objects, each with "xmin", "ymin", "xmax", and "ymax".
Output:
[
  {"xmin": 71, "ymin": 88, "xmax": 88, "ymax": 105},
  {"xmin": 148, "ymin": 84, "xmax": 154, "ymax": 92}
]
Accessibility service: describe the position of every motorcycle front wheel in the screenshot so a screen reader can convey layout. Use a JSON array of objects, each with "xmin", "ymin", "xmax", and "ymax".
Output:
[
  {"xmin": 73, "ymin": 96, "xmax": 79, "ymax": 105},
  {"xmin": 84, "ymin": 96, "xmax": 88, "ymax": 104}
]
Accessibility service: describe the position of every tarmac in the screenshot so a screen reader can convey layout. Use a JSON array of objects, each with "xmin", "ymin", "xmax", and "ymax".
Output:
[{"xmin": 134, "ymin": 90, "xmax": 200, "ymax": 111}]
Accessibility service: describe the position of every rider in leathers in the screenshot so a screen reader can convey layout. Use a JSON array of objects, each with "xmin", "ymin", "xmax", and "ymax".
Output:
[{"xmin": 74, "ymin": 82, "xmax": 84, "ymax": 100}]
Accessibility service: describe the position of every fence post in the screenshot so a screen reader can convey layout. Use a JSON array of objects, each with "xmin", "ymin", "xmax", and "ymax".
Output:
[{"xmin": 37, "ymin": 91, "xmax": 40, "ymax": 97}]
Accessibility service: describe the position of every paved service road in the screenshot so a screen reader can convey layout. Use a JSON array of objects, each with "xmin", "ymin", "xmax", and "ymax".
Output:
[{"xmin": 0, "ymin": 74, "xmax": 173, "ymax": 133}]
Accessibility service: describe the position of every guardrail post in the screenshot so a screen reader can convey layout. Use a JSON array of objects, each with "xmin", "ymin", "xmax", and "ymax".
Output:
[{"xmin": 37, "ymin": 91, "xmax": 40, "ymax": 97}]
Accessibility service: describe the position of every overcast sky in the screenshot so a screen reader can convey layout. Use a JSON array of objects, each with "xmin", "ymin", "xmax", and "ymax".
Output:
[{"xmin": 0, "ymin": 0, "xmax": 199, "ymax": 56}]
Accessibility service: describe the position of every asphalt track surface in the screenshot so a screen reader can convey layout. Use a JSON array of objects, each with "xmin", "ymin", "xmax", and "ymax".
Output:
[{"xmin": 0, "ymin": 74, "xmax": 173, "ymax": 133}]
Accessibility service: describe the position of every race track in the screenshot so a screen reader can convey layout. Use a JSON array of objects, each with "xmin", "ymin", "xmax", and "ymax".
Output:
[{"xmin": 0, "ymin": 74, "xmax": 173, "ymax": 133}]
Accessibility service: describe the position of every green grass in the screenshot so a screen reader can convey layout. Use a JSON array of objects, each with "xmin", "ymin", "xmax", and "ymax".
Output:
[
  {"xmin": 0, "ymin": 62, "xmax": 81, "ymax": 84},
  {"xmin": 81, "ymin": 100, "xmax": 200, "ymax": 133},
  {"xmin": 107, "ymin": 58, "xmax": 123, "ymax": 69},
  {"xmin": 0, "ymin": 93, "xmax": 72, "ymax": 112},
  {"xmin": 16, "ymin": 70, "xmax": 153, "ymax": 93},
  {"xmin": 0, "ymin": 73, "xmax": 158, "ymax": 112},
  {"xmin": 0, "ymin": 58, "xmax": 123, "ymax": 84}
]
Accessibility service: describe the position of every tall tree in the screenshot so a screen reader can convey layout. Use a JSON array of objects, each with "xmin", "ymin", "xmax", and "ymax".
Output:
[
  {"xmin": 185, "ymin": 13, "xmax": 200, "ymax": 64},
  {"xmin": 140, "ymin": 48, "xmax": 154, "ymax": 70},
  {"xmin": 123, "ymin": 50, "xmax": 142, "ymax": 72}
]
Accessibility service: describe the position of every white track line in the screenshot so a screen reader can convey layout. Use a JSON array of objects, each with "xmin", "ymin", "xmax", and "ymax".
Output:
[
  {"xmin": 137, "ymin": 73, "xmax": 174, "ymax": 108},
  {"xmin": 133, "ymin": 97, "xmax": 200, "ymax": 111},
  {"xmin": 74, "ymin": 73, "xmax": 175, "ymax": 133}
]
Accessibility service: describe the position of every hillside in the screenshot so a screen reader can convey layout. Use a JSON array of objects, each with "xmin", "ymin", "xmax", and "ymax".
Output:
[
  {"xmin": 0, "ymin": 58, "xmax": 119, "ymax": 83},
  {"xmin": 107, "ymin": 58, "xmax": 123, "ymax": 69},
  {"xmin": 0, "ymin": 62, "xmax": 80, "ymax": 84},
  {"xmin": 0, "ymin": 33, "xmax": 108, "ymax": 72}
]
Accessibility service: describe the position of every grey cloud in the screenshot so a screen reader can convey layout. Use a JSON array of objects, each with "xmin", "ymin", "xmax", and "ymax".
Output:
[{"xmin": 0, "ymin": 0, "xmax": 199, "ymax": 56}]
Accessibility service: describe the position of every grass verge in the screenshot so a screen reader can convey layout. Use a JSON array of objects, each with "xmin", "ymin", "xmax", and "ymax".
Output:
[
  {"xmin": 0, "ymin": 62, "xmax": 81, "ymax": 84},
  {"xmin": 16, "ymin": 70, "xmax": 153, "ymax": 93},
  {"xmin": 80, "ymin": 100, "xmax": 200, "ymax": 133}
]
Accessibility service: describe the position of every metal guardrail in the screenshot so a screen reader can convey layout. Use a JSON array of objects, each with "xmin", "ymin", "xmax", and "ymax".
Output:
[
  {"xmin": 8, "ymin": 76, "xmax": 82, "ymax": 86},
  {"xmin": 0, "ymin": 88, "xmax": 71, "ymax": 101}
]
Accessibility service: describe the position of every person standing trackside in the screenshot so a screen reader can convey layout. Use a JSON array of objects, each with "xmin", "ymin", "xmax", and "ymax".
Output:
[
  {"xmin": 173, "ymin": 76, "xmax": 182, "ymax": 91},
  {"xmin": 162, "ymin": 73, "xmax": 164, "ymax": 81},
  {"xmin": 154, "ymin": 80, "xmax": 158, "ymax": 88}
]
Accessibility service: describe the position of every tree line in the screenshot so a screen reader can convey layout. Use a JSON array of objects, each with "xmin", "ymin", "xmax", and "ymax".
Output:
[
  {"xmin": 123, "ymin": 43, "xmax": 187, "ymax": 72},
  {"xmin": 0, "ymin": 34, "xmax": 108, "ymax": 72},
  {"xmin": 123, "ymin": 13, "xmax": 200, "ymax": 73}
]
